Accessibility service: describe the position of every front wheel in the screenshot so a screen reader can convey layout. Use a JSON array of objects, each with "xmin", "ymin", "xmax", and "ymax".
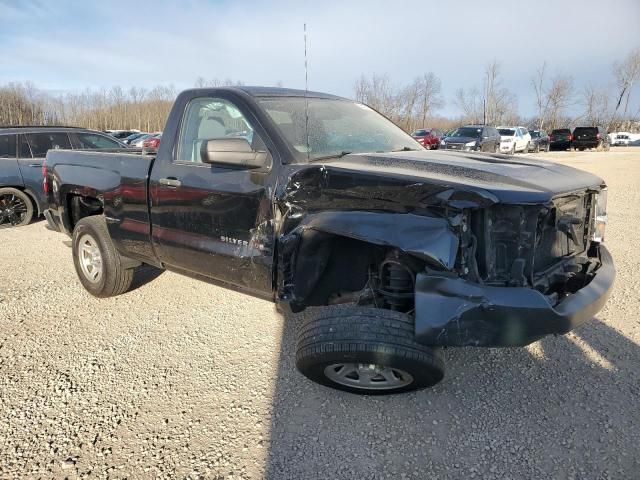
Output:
[
  {"xmin": 295, "ymin": 306, "xmax": 445, "ymax": 395},
  {"xmin": 0, "ymin": 188, "xmax": 34, "ymax": 228},
  {"xmin": 72, "ymin": 216, "xmax": 134, "ymax": 298}
]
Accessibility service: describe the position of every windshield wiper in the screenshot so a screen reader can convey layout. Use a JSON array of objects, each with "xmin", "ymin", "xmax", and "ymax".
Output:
[{"xmin": 309, "ymin": 151, "xmax": 352, "ymax": 162}]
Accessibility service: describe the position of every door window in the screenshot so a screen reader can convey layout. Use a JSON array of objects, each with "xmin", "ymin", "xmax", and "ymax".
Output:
[
  {"xmin": 26, "ymin": 132, "xmax": 72, "ymax": 157},
  {"xmin": 18, "ymin": 135, "xmax": 32, "ymax": 158},
  {"xmin": 176, "ymin": 97, "xmax": 256, "ymax": 163},
  {"xmin": 0, "ymin": 134, "xmax": 16, "ymax": 158},
  {"xmin": 71, "ymin": 132, "xmax": 123, "ymax": 149}
]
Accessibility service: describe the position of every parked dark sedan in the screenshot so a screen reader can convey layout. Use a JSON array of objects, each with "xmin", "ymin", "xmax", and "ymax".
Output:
[
  {"xmin": 0, "ymin": 126, "xmax": 127, "ymax": 227},
  {"xmin": 440, "ymin": 125, "xmax": 501, "ymax": 153},
  {"xmin": 549, "ymin": 128, "xmax": 572, "ymax": 151},
  {"xmin": 528, "ymin": 130, "xmax": 550, "ymax": 153},
  {"xmin": 411, "ymin": 128, "xmax": 442, "ymax": 149}
]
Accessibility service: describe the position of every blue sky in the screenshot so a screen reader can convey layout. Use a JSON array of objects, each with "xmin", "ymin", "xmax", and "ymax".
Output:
[{"xmin": 1, "ymin": 0, "xmax": 639, "ymax": 117}]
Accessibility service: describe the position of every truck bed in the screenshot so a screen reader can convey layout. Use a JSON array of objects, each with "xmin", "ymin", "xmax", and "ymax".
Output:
[{"xmin": 45, "ymin": 149, "xmax": 157, "ymax": 264}]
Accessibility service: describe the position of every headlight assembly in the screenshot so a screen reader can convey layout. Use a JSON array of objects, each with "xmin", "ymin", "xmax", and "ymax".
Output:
[{"xmin": 592, "ymin": 188, "xmax": 607, "ymax": 242}]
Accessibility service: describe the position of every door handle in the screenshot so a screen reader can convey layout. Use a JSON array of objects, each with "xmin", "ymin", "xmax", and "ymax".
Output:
[
  {"xmin": 158, "ymin": 178, "xmax": 182, "ymax": 187},
  {"xmin": 28, "ymin": 163, "xmax": 42, "ymax": 167}
]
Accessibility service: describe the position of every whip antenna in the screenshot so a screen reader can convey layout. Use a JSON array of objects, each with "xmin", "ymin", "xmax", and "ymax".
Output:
[{"xmin": 304, "ymin": 23, "xmax": 310, "ymax": 160}]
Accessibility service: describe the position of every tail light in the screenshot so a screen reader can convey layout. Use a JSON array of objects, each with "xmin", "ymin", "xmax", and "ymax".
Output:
[
  {"xmin": 596, "ymin": 133, "xmax": 601, "ymax": 140},
  {"xmin": 569, "ymin": 134, "xmax": 573, "ymax": 141},
  {"xmin": 42, "ymin": 161, "xmax": 49, "ymax": 194}
]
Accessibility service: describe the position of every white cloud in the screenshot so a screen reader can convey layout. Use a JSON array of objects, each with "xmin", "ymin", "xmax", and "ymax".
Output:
[{"xmin": 1, "ymin": 0, "xmax": 639, "ymax": 116}]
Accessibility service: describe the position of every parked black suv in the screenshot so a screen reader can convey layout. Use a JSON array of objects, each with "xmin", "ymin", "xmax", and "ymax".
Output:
[
  {"xmin": 0, "ymin": 126, "xmax": 127, "ymax": 228},
  {"xmin": 441, "ymin": 125, "xmax": 501, "ymax": 152},
  {"xmin": 572, "ymin": 126, "xmax": 610, "ymax": 151},
  {"xmin": 549, "ymin": 128, "xmax": 572, "ymax": 151}
]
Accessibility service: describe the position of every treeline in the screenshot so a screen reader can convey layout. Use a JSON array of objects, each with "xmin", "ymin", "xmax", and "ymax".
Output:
[
  {"xmin": 0, "ymin": 83, "xmax": 176, "ymax": 132},
  {"xmin": 1, "ymin": 49, "xmax": 639, "ymax": 133},
  {"xmin": 356, "ymin": 48, "xmax": 640, "ymax": 132}
]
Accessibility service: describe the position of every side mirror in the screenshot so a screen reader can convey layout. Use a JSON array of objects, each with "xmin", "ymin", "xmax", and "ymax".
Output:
[{"xmin": 201, "ymin": 138, "xmax": 268, "ymax": 169}]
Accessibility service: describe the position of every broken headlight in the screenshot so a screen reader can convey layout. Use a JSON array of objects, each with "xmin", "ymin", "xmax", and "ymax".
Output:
[{"xmin": 592, "ymin": 188, "xmax": 607, "ymax": 242}]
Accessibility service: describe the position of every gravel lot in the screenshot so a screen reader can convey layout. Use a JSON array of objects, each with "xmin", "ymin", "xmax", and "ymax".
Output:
[{"xmin": 1, "ymin": 147, "xmax": 639, "ymax": 479}]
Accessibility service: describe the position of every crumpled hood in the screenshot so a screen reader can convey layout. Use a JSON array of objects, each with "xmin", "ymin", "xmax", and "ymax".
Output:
[{"xmin": 313, "ymin": 150, "xmax": 605, "ymax": 205}]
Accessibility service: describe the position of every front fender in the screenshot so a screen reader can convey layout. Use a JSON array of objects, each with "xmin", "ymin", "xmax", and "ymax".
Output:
[
  {"xmin": 292, "ymin": 210, "xmax": 459, "ymax": 269},
  {"xmin": 277, "ymin": 210, "xmax": 459, "ymax": 307}
]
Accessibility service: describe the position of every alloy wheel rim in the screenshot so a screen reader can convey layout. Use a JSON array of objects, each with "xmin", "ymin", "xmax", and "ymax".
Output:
[
  {"xmin": 0, "ymin": 194, "xmax": 28, "ymax": 227},
  {"xmin": 324, "ymin": 363, "xmax": 414, "ymax": 390},
  {"xmin": 78, "ymin": 234, "xmax": 103, "ymax": 284}
]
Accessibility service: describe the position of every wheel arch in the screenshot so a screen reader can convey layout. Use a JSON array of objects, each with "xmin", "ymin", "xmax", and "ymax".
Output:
[{"xmin": 277, "ymin": 211, "xmax": 459, "ymax": 310}]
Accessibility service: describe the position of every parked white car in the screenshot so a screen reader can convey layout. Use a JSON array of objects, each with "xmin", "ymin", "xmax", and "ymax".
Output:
[
  {"xmin": 613, "ymin": 133, "xmax": 631, "ymax": 146},
  {"xmin": 497, "ymin": 126, "xmax": 531, "ymax": 154}
]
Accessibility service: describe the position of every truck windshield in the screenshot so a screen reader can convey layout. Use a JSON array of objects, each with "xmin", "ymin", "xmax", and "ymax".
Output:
[{"xmin": 258, "ymin": 97, "xmax": 420, "ymax": 161}]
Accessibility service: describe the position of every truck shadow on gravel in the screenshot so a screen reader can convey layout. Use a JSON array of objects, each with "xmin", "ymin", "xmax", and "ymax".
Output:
[
  {"xmin": 128, "ymin": 265, "xmax": 165, "ymax": 292},
  {"xmin": 265, "ymin": 312, "xmax": 639, "ymax": 479}
]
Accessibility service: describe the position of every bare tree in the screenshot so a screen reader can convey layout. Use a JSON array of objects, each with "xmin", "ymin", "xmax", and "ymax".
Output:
[
  {"xmin": 532, "ymin": 62, "xmax": 547, "ymax": 129},
  {"xmin": 545, "ymin": 75, "xmax": 574, "ymax": 130},
  {"xmin": 418, "ymin": 73, "xmax": 443, "ymax": 128},
  {"xmin": 354, "ymin": 73, "xmax": 443, "ymax": 132},
  {"xmin": 454, "ymin": 87, "xmax": 483, "ymax": 124},
  {"xmin": 454, "ymin": 62, "xmax": 517, "ymax": 126},
  {"xmin": 579, "ymin": 85, "xmax": 611, "ymax": 127},
  {"xmin": 612, "ymin": 48, "xmax": 640, "ymax": 130}
]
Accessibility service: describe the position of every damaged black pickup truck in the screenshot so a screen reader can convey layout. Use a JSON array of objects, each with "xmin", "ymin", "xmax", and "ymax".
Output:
[{"xmin": 43, "ymin": 87, "xmax": 615, "ymax": 394}]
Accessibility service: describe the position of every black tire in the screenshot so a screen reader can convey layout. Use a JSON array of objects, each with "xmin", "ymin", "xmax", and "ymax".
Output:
[
  {"xmin": 295, "ymin": 306, "xmax": 445, "ymax": 395},
  {"xmin": 534, "ymin": 143, "xmax": 540, "ymax": 153},
  {"xmin": 0, "ymin": 187, "xmax": 34, "ymax": 228},
  {"xmin": 72, "ymin": 216, "xmax": 134, "ymax": 298}
]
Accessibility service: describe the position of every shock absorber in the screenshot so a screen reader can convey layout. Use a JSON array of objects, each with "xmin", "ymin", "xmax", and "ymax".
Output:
[{"xmin": 379, "ymin": 258, "xmax": 415, "ymax": 311}]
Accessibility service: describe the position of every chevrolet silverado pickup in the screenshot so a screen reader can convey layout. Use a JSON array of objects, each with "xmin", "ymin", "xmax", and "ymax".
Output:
[{"xmin": 44, "ymin": 87, "xmax": 615, "ymax": 394}]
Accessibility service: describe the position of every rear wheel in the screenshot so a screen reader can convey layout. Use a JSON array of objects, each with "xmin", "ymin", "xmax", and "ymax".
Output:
[
  {"xmin": 295, "ymin": 306, "xmax": 445, "ymax": 395},
  {"xmin": 72, "ymin": 216, "xmax": 134, "ymax": 298},
  {"xmin": 0, "ymin": 188, "xmax": 33, "ymax": 228}
]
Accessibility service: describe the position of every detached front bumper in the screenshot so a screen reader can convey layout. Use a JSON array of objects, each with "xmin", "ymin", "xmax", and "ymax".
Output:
[{"xmin": 414, "ymin": 245, "xmax": 615, "ymax": 347}]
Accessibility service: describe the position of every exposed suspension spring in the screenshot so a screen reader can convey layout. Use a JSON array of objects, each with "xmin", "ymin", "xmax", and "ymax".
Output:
[{"xmin": 379, "ymin": 259, "xmax": 415, "ymax": 311}]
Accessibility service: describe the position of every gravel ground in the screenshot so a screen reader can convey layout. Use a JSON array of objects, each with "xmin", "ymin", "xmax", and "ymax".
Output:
[{"xmin": 1, "ymin": 147, "xmax": 639, "ymax": 479}]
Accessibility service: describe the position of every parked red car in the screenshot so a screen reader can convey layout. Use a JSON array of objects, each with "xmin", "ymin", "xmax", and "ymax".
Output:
[
  {"xmin": 411, "ymin": 128, "xmax": 442, "ymax": 150},
  {"xmin": 142, "ymin": 133, "xmax": 162, "ymax": 151}
]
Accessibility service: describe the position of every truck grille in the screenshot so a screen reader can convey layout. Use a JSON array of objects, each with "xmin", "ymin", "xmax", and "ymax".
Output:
[{"xmin": 472, "ymin": 193, "xmax": 592, "ymax": 286}]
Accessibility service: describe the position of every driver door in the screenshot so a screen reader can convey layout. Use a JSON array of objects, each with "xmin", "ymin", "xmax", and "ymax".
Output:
[{"xmin": 149, "ymin": 95, "xmax": 276, "ymax": 299}]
